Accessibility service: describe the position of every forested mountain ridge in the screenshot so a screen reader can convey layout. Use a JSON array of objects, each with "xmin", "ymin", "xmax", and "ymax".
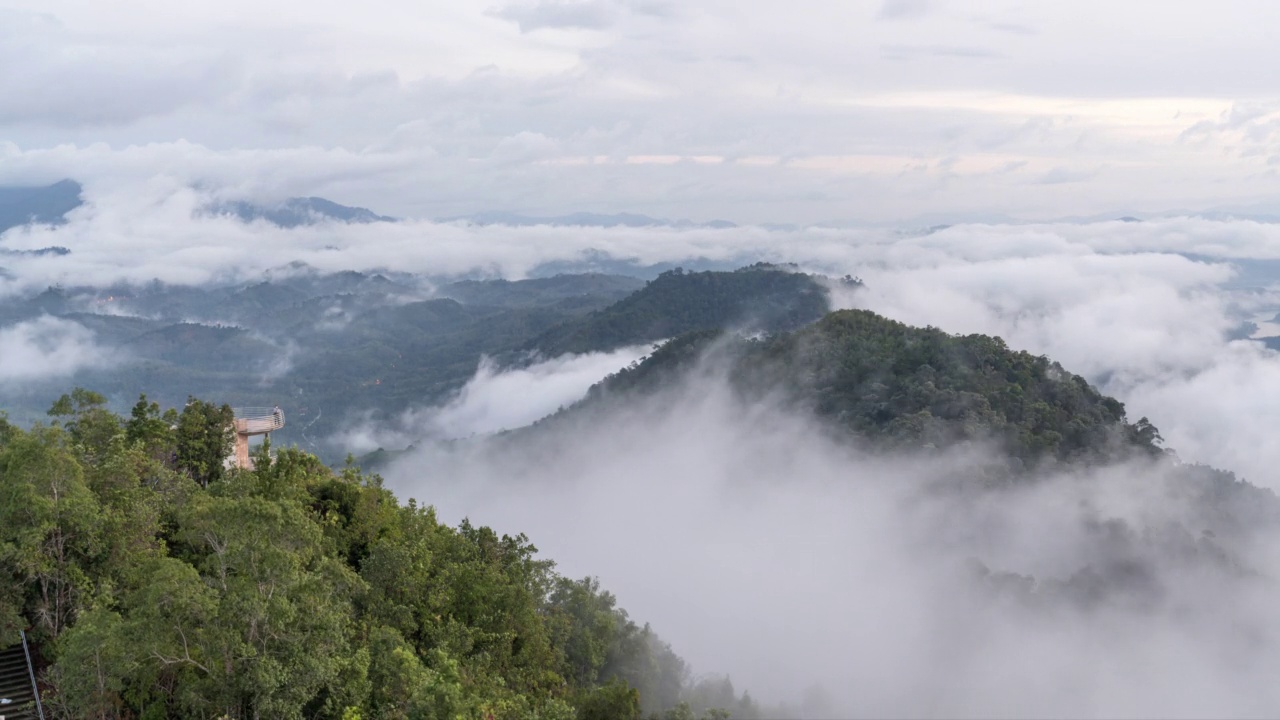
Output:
[
  {"xmin": 0, "ymin": 266, "xmax": 833, "ymax": 459},
  {"xmin": 6, "ymin": 296, "xmax": 1280, "ymax": 717},
  {"xmin": 530, "ymin": 264, "xmax": 838, "ymax": 356},
  {"xmin": 582, "ymin": 308, "xmax": 1163, "ymax": 465},
  {"xmin": 554, "ymin": 309, "xmax": 1280, "ymax": 613},
  {"xmin": 210, "ymin": 197, "xmax": 396, "ymax": 226},
  {"xmin": 0, "ymin": 391, "xmax": 752, "ymax": 719}
]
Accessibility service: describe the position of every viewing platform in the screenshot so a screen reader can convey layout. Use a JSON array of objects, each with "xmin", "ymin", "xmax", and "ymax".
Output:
[{"xmin": 231, "ymin": 406, "xmax": 284, "ymax": 470}]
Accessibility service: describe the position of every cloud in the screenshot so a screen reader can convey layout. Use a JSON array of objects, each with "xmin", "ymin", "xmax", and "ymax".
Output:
[
  {"xmin": 877, "ymin": 0, "xmax": 935, "ymax": 20},
  {"xmin": 490, "ymin": 0, "xmax": 618, "ymax": 32},
  {"xmin": 428, "ymin": 345, "xmax": 656, "ymax": 435},
  {"xmin": 985, "ymin": 21, "xmax": 1037, "ymax": 36},
  {"xmin": 3, "ymin": 4, "xmax": 1280, "ymax": 223},
  {"xmin": 381, "ymin": 363, "xmax": 1280, "ymax": 716},
  {"xmin": 1038, "ymin": 165, "xmax": 1099, "ymax": 185},
  {"xmin": 0, "ymin": 316, "xmax": 109, "ymax": 383},
  {"xmin": 0, "ymin": 8, "xmax": 240, "ymax": 127},
  {"xmin": 880, "ymin": 44, "xmax": 1004, "ymax": 61},
  {"xmin": 331, "ymin": 343, "xmax": 654, "ymax": 453},
  {"xmin": 7, "ymin": 178, "xmax": 1280, "ymax": 492}
]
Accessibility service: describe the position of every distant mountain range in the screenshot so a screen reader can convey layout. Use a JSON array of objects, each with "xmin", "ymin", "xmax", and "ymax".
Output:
[
  {"xmin": 0, "ymin": 179, "xmax": 83, "ymax": 234},
  {"xmin": 210, "ymin": 197, "xmax": 396, "ymax": 227},
  {"xmin": 11, "ymin": 177, "xmax": 1280, "ymax": 237},
  {"xmin": 0, "ymin": 264, "xmax": 829, "ymax": 459}
]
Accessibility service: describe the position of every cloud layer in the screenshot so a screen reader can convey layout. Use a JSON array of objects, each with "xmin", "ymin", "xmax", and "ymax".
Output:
[
  {"xmin": 6, "ymin": 183, "xmax": 1280, "ymax": 489},
  {"xmin": 332, "ymin": 343, "xmax": 655, "ymax": 453},
  {"xmin": 382, "ymin": 369, "xmax": 1280, "ymax": 717},
  {"xmin": 5, "ymin": 1, "xmax": 1280, "ymax": 222}
]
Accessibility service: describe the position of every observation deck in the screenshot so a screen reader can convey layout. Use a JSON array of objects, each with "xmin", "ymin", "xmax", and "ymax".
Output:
[{"xmin": 231, "ymin": 406, "xmax": 284, "ymax": 470}]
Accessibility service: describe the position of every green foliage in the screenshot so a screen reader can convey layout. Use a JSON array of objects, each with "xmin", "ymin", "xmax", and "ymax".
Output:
[
  {"xmin": 0, "ymin": 392, "xmax": 749, "ymax": 719},
  {"xmin": 0, "ymin": 424, "xmax": 103, "ymax": 644},
  {"xmin": 597, "ymin": 309, "xmax": 1166, "ymax": 468},
  {"xmin": 125, "ymin": 393, "xmax": 177, "ymax": 458},
  {"xmin": 175, "ymin": 397, "xmax": 234, "ymax": 487},
  {"xmin": 748, "ymin": 310, "xmax": 1165, "ymax": 463},
  {"xmin": 48, "ymin": 387, "xmax": 121, "ymax": 464},
  {"xmin": 577, "ymin": 679, "xmax": 642, "ymax": 720}
]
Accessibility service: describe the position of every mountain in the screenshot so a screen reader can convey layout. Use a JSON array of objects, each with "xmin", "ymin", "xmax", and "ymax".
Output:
[
  {"xmin": 573, "ymin": 308, "xmax": 1163, "ymax": 466},
  {"xmin": 0, "ymin": 267, "xmax": 836, "ymax": 458},
  {"xmin": 213, "ymin": 197, "xmax": 396, "ymax": 227},
  {"xmin": 528, "ymin": 250, "xmax": 744, "ymax": 280},
  {"xmin": 446, "ymin": 210, "xmax": 737, "ymax": 229},
  {"xmin": 530, "ymin": 264, "xmax": 842, "ymax": 356},
  {"xmin": 0, "ymin": 179, "xmax": 83, "ymax": 234}
]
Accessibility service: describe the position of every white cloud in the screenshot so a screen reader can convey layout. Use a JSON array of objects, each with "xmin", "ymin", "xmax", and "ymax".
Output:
[
  {"xmin": 429, "ymin": 345, "xmax": 656, "ymax": 435},
  {"xmin": 330, "ymin": 343, "xmax": 654, "ymax": 452},
  {"xmin": 3, "ymin": 2, "xmax": 1280, "ymax": 221},
  {"xmin": 877, "ymin": 0, "xmax": 935, "ymax": 20},
  {"xmin": 9, "ymin": 184, "xmax": 1280, "ymax": 492},
  {"xmin": 491, "ymin": 1, "xmax": 619, "ymax": 33},
  {"xmin": 0, "ymin": 316, "xmax": 108, "ymax": 383},
  {"xmin": 383, "ymin": 369, "xmax": 1280, "ymax": 716}
]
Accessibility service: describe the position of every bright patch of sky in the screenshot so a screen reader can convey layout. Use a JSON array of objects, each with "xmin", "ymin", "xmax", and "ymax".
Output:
[{"xmin": 3, "ymin": 0, "xmax": 1280, "ymax": 224}]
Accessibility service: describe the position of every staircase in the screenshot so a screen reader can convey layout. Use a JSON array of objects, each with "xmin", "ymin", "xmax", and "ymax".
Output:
[{"xmin": 0, "ymin": 633, "xmax": 41, "ymax": 719}]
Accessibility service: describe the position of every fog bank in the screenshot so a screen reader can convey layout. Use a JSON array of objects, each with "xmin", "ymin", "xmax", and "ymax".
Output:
[{"xmin": 383, "ymin": 367, "xmax": 1280, "ymax": 718}]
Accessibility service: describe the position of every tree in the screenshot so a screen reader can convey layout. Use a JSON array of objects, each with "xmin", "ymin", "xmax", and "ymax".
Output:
[
  {"xmin": 0, "ymin": 424, "xmax": 103, "ymax": 643},
  {"xmin": 577, "ymin": 680, "xmax": 641, "ymax": 720},
  {"xmin": 48, "ymin": 387, "xmax": 121, "ymax": 465},
  {"xmin": 175, "ymin": 397, "xmax": 234, "ymax": 487},
  {"xmin": 46, "ymin": 607, "xmax": 134, "ymax": 720},
  {"xmin": 125, "ymin": 393, "xmax": 178, "ymax": 460},
  {"xmin": 0, "ymin": 387, "xmax": 750, "ymax": 719}
]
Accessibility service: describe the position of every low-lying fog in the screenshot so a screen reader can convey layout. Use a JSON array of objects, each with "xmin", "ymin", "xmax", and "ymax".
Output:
[{"xmin": 382, "ymin": 366, "xmax": 1280, "ymax": 718}]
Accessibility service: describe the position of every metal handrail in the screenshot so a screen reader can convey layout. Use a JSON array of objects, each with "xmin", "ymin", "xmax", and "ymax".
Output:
[
  {"xmin": 231, "ymin": 407, "xmax": 285, "ymax": 434},
  {"xmin": 22, "ymin": 629, "xmax": 44, "ymax": 720},
  {"xmin": 232, "ymin": 407, "xmax": 281, "ymax": 419}
]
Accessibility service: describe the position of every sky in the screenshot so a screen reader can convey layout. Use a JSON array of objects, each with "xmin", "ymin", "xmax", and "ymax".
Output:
[{"xmin": 5, "ymin": 0, "xmax": 1280, "ymax": 224}]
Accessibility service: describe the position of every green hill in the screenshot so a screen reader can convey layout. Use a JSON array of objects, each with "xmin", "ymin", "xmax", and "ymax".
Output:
[
  {"xmin": 585, "ymin": 309, "xmax": 1164, "ymax": 465},
  {"xmin": 529, "ymin": 265, "xmax": 836, "ymax": 356}
]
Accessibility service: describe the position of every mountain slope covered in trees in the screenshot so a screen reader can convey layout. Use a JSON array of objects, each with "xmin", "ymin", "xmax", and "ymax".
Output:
[
  {"xmin": 0, "ymin": 266, "xmax": 835, "ymax": 460},
  {"xmin": 582, "ymin": 309, "xmax": 1164, "ymax": 465},
  {"xmin": 538, "ymin": 309, "xmax": 1280, "ymax": 612},
  {"xmin": 0, "ymin": 391, "xmax": 753, "ymax": 719},
  {"xmin": 530, "ymin": 265, "xmax": 837, "ymax": 356}
]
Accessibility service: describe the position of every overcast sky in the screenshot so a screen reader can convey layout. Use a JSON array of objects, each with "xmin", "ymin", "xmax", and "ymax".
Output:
[{"xmin": 4, "ymin": 0, "xmax": 1280, "ymax": 223}]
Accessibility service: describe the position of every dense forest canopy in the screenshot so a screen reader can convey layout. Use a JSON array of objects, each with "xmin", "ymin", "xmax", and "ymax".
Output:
[
  {"xmin": 0, "ymin": 391, "xmax": 755, "ymax": 719},
  {"xmin": 584, "ymin": 309, "xmax": 1166, "ymax": 468}
]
